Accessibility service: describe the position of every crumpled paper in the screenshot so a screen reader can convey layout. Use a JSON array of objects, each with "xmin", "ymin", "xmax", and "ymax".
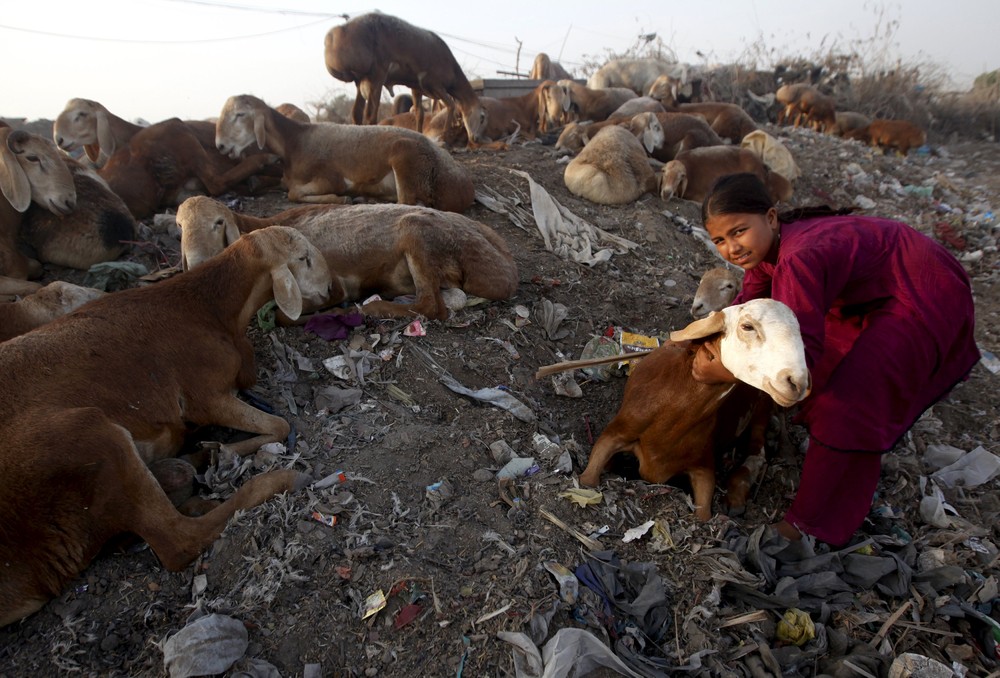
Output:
[
  {"xmin": 510, "ymin": 169, "xmax": 639, "ymax": 266},
  {"xmin": 161, "ymin": 613, "xmax": 248, "ymax": 678}
]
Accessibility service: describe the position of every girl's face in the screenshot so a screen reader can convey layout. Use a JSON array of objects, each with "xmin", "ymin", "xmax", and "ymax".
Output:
[{"xmin": 705, "ymin": 208, "xmax": 779, "ymax": 270}]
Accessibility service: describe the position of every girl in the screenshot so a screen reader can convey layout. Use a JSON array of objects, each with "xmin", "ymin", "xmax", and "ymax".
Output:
[{"xmin": 699, "ymin": 172, "xmax": 980, "ymax": 545}]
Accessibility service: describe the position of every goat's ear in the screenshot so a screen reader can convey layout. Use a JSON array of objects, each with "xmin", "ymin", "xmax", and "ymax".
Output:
[
  {"xmin": 271, "ymin": 264, "xmax": 303, "ymax": 320},
  {"xmin": 0, "ymin": 139, "xmax": 32, "ymax": 212},
  {"xmin": 670, "ymin": 311, "xmax": 726, "ymax": 341},
  {"xmin": 95, "ymin": 108, "xmax": 115, "ymax": 161},
  {"xmin": 224, "ymin": 221, "xmax": 241, "ymax": 247},
  {"xmin": 642, "ymin": 124, "xmax": 658, "ymax": 154},
  {"xmin": 253, "ymin": 112, "xmax": 267, "ymax": 150}
]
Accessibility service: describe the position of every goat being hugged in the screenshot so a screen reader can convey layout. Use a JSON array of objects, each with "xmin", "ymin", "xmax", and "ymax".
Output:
[{"xmin": 579, "ymin": 298, "xmax": 810, "ymax": 520}]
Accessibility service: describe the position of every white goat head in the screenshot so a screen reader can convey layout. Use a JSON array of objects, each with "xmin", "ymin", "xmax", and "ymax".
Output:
[
  {"xmin": 0, "ymin": 129, "xmax": 76, "ymax": 215},
  {"xmin": 177, "ymin": 196, "xmax": 242, "ymax": 271},
  {"xmin": 690, "ymin": 266, "xmax": 743, "ymax": 319},
  {"xmin": 671, "ymin": 298, "xmax": 810, "ymax": 407},
  {"xmin": 216, "ymin": 95, "xmax": 267, "ymax": 160}
]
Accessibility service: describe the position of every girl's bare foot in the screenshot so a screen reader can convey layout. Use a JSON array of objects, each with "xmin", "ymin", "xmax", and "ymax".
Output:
[{"xmin": 773, "ymin": 519, "xmax": 803, "ymax": 541}]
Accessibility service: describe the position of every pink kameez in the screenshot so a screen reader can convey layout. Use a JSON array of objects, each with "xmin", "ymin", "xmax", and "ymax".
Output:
[{"xmin": 734, "ymin": 215, "xmax": 979, "ymax": 544}]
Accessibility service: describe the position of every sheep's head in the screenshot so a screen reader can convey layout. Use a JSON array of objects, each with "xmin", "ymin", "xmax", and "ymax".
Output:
[
  {"xmin": 460, "ymin": 101, "xmax": 488, "ymax": 144},
  {"xmin": 216, "ymin": 95, "xmax": 267, "ymax": 159},
  {"xmin": 539, "ymin": 82, "xmax": 566, "ymax": 131},
  {"xmin": 53, "ymin": 98, "xmax": 114, "ymax": 165},
  {"xmin": 690, "ymin": 267, "xmax": 743, "ymax": 319},
  {"xmin": 555, "ymin": 122, "xmax": 587, "ymax": 153},
  {"xmin": 659, "ymin": 160, "xmax": 687, "ymax": 202},
  {"xmin": 177, "ymin": 196, "xmax": 242, "ymax": 271},
  {"xmin": 22, "ymin": 281, "xmax": 104, "ymax": 323},
  {"xmin": 245, "ymin": 226, "xmax": 332, "ymax": 320},
  {"xmin": 630, "ymin": 112, "xmax": 665, "ymax": 154},
  {"xmin": 0, "ymin": 129, "xmax": 76, "ymax": 215},
  {"xmin": 646, "ymin": 74, "xmax": 679, "ymax": 107},
  {"xmin": 671, "ymin": 298, "xmax": 810, "ymax": 407}
]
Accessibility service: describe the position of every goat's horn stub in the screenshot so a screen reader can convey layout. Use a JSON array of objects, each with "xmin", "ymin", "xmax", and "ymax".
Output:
[{"xmin": 670, "ymin": 311, "xmax": 726, "ymax": 342}]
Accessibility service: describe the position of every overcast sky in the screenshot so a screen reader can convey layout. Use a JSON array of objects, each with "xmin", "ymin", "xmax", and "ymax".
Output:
[{"xmin": 3, "ymin": 0, "xmax": 998, "ymax": 124}]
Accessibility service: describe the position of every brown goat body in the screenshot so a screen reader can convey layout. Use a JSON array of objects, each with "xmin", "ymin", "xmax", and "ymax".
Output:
[
  {"xmin": 178, "ymin": 198, "xmax": 518, "ymax": 320},
  {"xmin": 98, "ymin": 118, "xmax": 278, "ymax": 219},
  {"xmin": 661, "ymin": 146, "xmax": 793, "ymax": 203},
  {"xmin": 676, "ymin": 102, "xmax": 758, "ymax": 144},
  {"xmin": 0, "ymin": 226, "xmax": 329, "ymax": 626},
  {"xmin": 20, "ymin": 157, "xmax": 135, "ymax": 269},
  {"xmin": 0, "ymin": 127, "xmax": 76, "ymax": 282},
  {"xmin": 324, "ymin": 13, "xmax": 485, "ymax": 141},
  {"xmin": 775, "ymin": 83, "xmax": 836, "ymax": 131},
  {"xmin": 217, "ymin": 96, "xmax": 474, "ymax": 213},
  {"xmin": 844, "ymin": 119, "xmax": 927, "ymax": 155},
  {"xmin": 579, "ymin": 339, "xmax": 770, "ymax": 520}
]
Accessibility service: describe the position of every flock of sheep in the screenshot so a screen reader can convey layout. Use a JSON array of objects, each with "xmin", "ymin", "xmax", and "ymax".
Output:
[{"xmin": 0, "ymin": 10, "xmax": 921, "ymax": 627}]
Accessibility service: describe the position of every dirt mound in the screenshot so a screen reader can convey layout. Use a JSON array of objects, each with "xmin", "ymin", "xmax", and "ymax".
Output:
[{"xmin": 1, "ymin": 126, "xmax": 998, "ymax": 677}]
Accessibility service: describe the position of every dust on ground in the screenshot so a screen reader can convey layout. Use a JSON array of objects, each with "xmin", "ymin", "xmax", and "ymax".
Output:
[{"xmin": 1, "ymin": 124, "xmax": 999, "ymax": 677}]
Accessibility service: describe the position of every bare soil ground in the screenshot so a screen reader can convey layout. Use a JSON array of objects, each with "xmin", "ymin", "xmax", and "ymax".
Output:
[{"xmin": 1, "ymin": 123, "xmax": 999, "ymax": 677}]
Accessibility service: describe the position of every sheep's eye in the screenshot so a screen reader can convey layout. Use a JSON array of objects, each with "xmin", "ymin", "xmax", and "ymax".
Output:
[
  {"xmin": 76, "ymin": 112, "xmax": 87, "ymax": 120},
  {"xmin": 214, "ymin": 218, "xmax": 225, "ymax": 228},
  {"xmin": 25, "ymin": 155, "xmax": 40, "ymax": 163},
  {"xmin": 723, "ymin": 283, "xmax": 734, "ymax": 290},
  {"xmin": 741, "ymin": 322, "xmax": 755, "ymax": 332}
]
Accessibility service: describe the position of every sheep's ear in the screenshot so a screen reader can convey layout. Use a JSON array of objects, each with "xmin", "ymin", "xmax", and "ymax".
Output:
[
  {"xmin": 224, "ymin": 221, "xmax": 241, "ymax": 247},
  {"xmin": 253, "ymin": 112, "xmax": 267, "ymax": 150},
  {"xmin": 670, "ymin": 310, "xmax": 726, "ymax": 341},
  {"xmin": 180, "ymin": 249, "xmax": 190, "ymax": 272},
  {"xmin": 642, "ymin": 124, "xmax": 658, "ymax": 154},
  {"xmin": 83, "ymin": 143, "xmax": 101, "ymax": 164},
  {"xmin": 0, "ymin": 138, "xmax": 31, "ymax": 212},
  {"xmin": 271, "ymin": 263, "xmax": 303, "ymax": 320},
  {"xmin": 95, "ymin": 108, "xmax": 115, "ymax": 161}
]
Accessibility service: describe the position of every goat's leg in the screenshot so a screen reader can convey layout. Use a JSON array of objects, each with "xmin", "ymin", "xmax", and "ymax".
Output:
[
  {"xmin": 197, "ymin": 152, "xmax": 279, "ymax": 198},
  {"xmin": 580, "ymin": 430, "xmax": 631, "ymax": 486},
  {"xmin": 688, "ymin": 466, "xmax": 716, "ymax": 521},
  {"xmin": 199, "ymin": 394, "xmax": 291, "ymax": 456},
  {"xmin": 413, "ymin": 90, "xmax": 425, "ymax": 133},
  {"xmin": 362, "ymin": 74, "xmax": 387, "ymax": 125},
  {"xmin": 724, "ymin": 397, "xmax": 772, "ymax": 516},
  {"xmin": 351, "ymin": 86, "xmax": 366, "ymax": 125}
]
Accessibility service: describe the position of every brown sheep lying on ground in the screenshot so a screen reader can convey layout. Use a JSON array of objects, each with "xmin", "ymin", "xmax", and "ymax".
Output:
[
  {"xmin": 844, "ymin": 118, "xmax": 927, "ymax": 155},
  {"xmin": 0, "ymin": 281, "xmax": 104, "ymax": 342},
  {"xmin": 177, "ymin": 197, "xmax": 518, "ymax": 320},
  {"xmin": 0, "ymin": 226, "xmax": 331, "ymax": 627}
]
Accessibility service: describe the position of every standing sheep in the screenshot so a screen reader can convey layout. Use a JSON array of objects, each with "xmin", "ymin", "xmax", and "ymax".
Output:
[{"xmin": 324, "ymin": 12, "xmax": 487, "ymax": 144}]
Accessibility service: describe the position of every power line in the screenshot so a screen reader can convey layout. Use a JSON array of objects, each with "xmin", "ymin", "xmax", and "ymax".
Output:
[{"xmin": 0, "ymin": 16, "xmax": 331, "ymax": 44}]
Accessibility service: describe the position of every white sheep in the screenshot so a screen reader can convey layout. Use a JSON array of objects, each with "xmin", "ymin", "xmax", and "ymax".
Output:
[
  {"xmin": 215, "ymin": 94, "xmax": 475, "ymax": 213},
  {"xmin": 588, "ymin": 58, "xmax": 688, "ymax": 96}
]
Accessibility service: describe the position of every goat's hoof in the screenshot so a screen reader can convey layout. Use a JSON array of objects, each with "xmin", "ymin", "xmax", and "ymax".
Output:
[{"xmin": 724, "ymin": 502, "xmax": 747, "ymax": 518}]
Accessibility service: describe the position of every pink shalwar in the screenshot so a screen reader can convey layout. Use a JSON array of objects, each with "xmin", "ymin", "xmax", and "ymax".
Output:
[{"xmin": 734, "ymin": 215, "xmax": 979, "ymax": 544}]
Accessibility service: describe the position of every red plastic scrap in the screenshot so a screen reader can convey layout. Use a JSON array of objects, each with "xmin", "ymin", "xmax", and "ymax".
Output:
[
  {"xmin": 933, "ymin": 222, "xmax": 967, "ymax": 250},
  {"xmin": 393, "ymin": 603, "xmax": 423, "ymax": 629}
]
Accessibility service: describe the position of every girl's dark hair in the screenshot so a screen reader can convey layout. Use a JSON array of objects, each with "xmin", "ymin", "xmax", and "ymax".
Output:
[{"xmin": 701, "ymin": 173, "xmax": 854, "ymax": 225}]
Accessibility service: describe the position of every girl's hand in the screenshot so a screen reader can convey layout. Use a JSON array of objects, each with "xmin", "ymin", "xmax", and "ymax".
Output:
[{"xmin": 691, "ymin": 341, "xmax": 738, "ymax": 384}]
